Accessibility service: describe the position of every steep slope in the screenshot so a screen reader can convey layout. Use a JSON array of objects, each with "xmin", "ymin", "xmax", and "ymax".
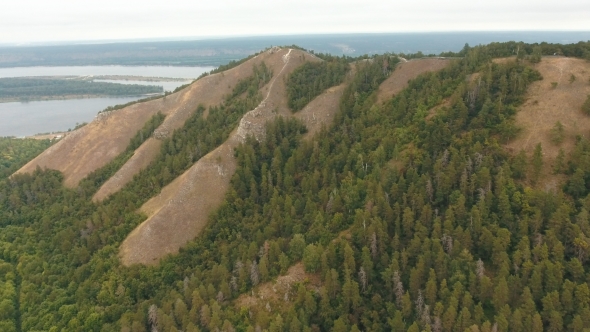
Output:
[
  {"xmin": 294, "ymin": 64, "xmax": 355, "ymax": 139},
  {"xmin": 504, "ymin": 57, "xmax": 590, "ymax": 188},
  {"xmin": 120, "ymin": 54, "xmax": 451, "ymax": 265},
  {"xmin": 15, "ymin": 67, "xmax": 242, "ymax": 188},
  {"xmin": 92, "ymin": 51, "xmax": 283, "ymax": 202},
  {"xmin": 376, "ymin": 58, "xmax": 451, "ymax": 103},
  {"xmin": 121, "ymin": 48, "xmax": 323, "ymax": 265}
]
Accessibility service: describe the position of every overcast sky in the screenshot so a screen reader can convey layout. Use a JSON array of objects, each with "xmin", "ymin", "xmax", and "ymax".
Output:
[{"xmin": 2, "ymin": 0, "xmax": 589, "ymax": 44}]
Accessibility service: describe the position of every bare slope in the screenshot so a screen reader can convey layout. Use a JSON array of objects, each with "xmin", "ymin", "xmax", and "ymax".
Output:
[
  {"xmin": 504, "ymin": 57, "xmax": 590, "ymax": 189},
  {"xmin": 294, "ymin": 64, "xmax": 356, "ymax": 139},
  {"xmin": 93, "ymin": 52, "xmax": 279, "ymax": 202},
  {"xmin": 376, "ymin": 58, "xmax": 451, "ymax": 103},
  {"xmin": 236, "ymin": 262, "xmax": 321, "ymax": 310},
  {"xmin": 121, "ymin": 48, "xmax": 324, "ymax": 265},
  {"xmin": 15, "ymin": 66, "xmax": 247, "ymax": 188}
]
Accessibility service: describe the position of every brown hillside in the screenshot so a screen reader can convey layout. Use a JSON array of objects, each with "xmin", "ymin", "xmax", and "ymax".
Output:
[
  {"xmin": 15, "ymin": 65, "xmax": 248, "ymax": 188},
  {"xmin": 92, "ymin": 138, "xmax": 162, "ymax": 202},
  {"xmin": 504, "ymin": 57, "xmax": 590, "ymax": 190},
  {"xmin": 92, "ymin": 50, "xmax": 286, "ymax": 202},
  {"xmin": 121, "ymin": 48, "xmax": 326, "ymax": 265},
  {"xmin": 376, "ymin": 58, "xmax": 451, "ymax": 103},
  {"xmin": 16, "ymin": 98, "xmax": 169, "ymax": 188}
]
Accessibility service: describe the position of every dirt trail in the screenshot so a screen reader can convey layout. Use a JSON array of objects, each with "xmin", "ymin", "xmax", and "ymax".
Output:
[
  {"xmin": 121, "ymin": 48, "xmax": 319, "ymax": 265},
  {"xmin": 504, "ymin": 57, "xmax": 590, "ymax": 190}
]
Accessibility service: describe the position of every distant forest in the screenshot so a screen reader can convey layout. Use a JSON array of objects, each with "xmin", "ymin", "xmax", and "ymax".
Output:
[
  {"xmin": 0, "ymin": 78, "xmax": 163, "ymax": 101},
  {"xmin": 0, "ymin": 32, "xmax": 588, "ymax": 67}
]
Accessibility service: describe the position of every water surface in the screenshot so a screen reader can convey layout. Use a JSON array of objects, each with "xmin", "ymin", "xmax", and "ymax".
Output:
[
  {"xmin": 0, "ymin": 66, "xmax": 214, "ymax": 79},
  {"xmin": 0, "ymin": 96, "xmax": 148, "ymax": 137},
  {"xmin": 0, "ymin": 65, "xmax": 214, "ymax": 137}
]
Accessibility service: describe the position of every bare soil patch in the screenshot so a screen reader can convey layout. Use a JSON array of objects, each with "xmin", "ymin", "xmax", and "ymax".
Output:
[
  {"xmin": 376, "ymin": 58, "xmax": 452, "ymax": 104},
  {"xmin": 235, "ymin": 262, "xmax": 321, "ymax": 310},
  {"xmin": 504, "ymin": 57, "xmax": 590, "ymax": 190}
]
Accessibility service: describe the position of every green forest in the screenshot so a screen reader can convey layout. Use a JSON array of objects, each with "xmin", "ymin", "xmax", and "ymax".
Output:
[
  {"xmin": 0, "ymin": 138, "xmax": 53, "ymax": 179},
  {"xmin": 0, "ymin": 78, "xmax": 163, "ymax": 102},
  {"xmin": 1, "ymin": 41, "xmax": 590, "ymax": 332}
]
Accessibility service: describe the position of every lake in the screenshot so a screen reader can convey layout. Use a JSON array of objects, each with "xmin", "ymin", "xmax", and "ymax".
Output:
[{"xmin": 0, "ymin": 66, "xmax": 214, "ymax": 137}]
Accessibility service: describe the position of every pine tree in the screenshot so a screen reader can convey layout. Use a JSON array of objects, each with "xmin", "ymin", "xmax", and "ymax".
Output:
[
  {"xmin": 530, "ymin": 144, "xmax": 543, "ymax": 185},
  {"xmin": 387, "ymin": 310, "xmax": 405, "ymax": 332}
]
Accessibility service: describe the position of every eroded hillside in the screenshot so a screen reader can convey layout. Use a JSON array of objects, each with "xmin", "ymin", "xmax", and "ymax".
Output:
[
  {"xmin": 15, "ymin": 55, "xmax": 259, "ymax": 188},
  {"xmin": 121, "ymin": 48, "xmax": 318, "ymax": 265},
  {"xmin": 92, "ymin": 50, "xmax": 294, "ymax": 202}
]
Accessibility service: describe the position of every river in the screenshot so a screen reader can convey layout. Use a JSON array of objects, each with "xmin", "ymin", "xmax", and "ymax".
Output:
[
  {"xmin": 0, "ymin": 65, "xmax": 214, "ymax": 79},
  {"xmin": 0, "ymin": 97, "xmax": 152, "ymax": 137},
  {"xmin": 0, "ymin": 66, "xmax": 214, "ymax": 137}
]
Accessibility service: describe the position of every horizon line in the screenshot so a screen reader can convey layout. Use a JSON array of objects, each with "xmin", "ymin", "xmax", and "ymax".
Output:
[{"xmin": 2, "ymin": 30, "xmax": 589, "ymax": 48}]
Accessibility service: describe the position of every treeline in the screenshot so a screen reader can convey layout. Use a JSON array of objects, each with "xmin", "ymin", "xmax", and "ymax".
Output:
[
  {"xmin": 0, "ymin": 78, "xmax": 163, "ymax": 101},
  {"xmin": 0, "ymin": 42, "xmax": 590, "ymax": 332},
  {"xmin": 0, "ymin": 137, "xmax": 52, "ymax": 179},
  {"xmin": 286, "ymin": 57, "xmax": 351, "ymax": 111},
  {"xmin": 440, "ymin": 41, "xmax": 590, "ymax": 61}
]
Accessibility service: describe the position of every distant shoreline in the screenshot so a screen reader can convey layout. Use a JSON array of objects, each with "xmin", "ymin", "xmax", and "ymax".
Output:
[
  {"xmin": 0, "ymin": 93, "xmax": 161, "ymax": 104},
  {"xmin": 93, "ymin": 75, "xmax": 190, "ymax": 82},
  {"xmin": 7, "ymin": 75, "xmax": 190, "ymax": 82}
]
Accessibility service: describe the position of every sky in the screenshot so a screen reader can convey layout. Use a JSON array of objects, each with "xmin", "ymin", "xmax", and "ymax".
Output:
[{"xmin": 2, "ymin": 0, "xmax": 589, "ymax": 44}]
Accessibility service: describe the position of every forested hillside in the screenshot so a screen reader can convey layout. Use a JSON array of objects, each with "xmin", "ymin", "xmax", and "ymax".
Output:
[{"xmin": 1, "ymin": 41, "xmax": 590, "ymax": 332}]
